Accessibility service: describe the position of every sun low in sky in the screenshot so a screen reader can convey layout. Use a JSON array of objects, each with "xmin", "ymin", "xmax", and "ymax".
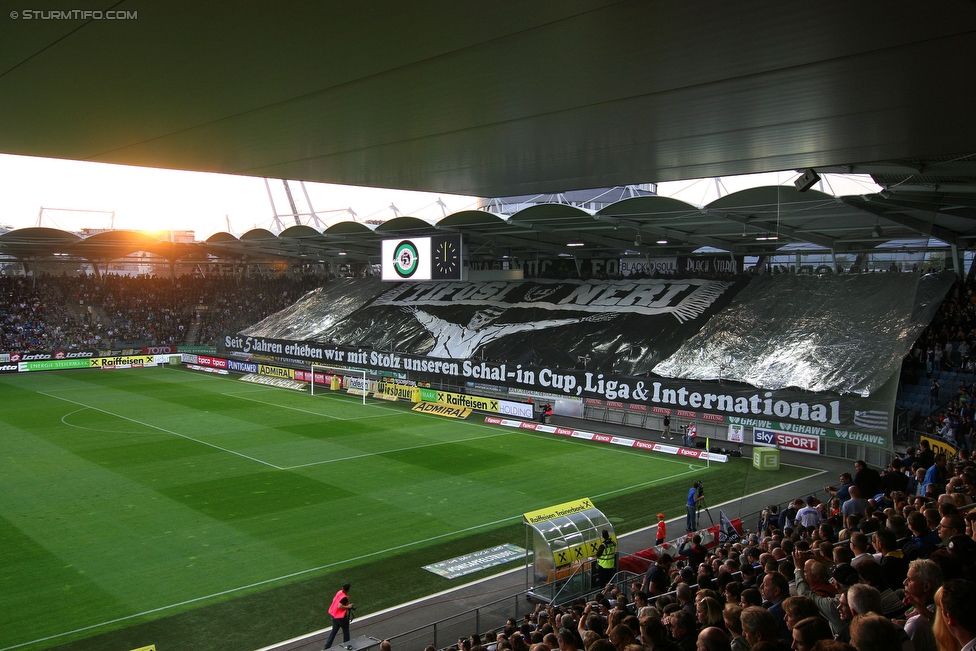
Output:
[
  {"xmin": 0, "ymin": 154, "xmax": 481, "ymax": 238},
  {"xmin": 0, "ymin": 153, "xmax": 880, "ymax": 240}
]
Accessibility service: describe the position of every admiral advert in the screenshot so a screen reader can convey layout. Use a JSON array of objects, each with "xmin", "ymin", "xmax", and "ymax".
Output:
[{"xmin": 221, "ymin": 334, "xmax": 888, "ymax": 434}]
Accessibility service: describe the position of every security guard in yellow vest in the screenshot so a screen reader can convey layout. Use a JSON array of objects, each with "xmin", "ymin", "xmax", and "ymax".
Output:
[{"xmin": 595, "ymin": 529, "xmax": 616, "ymax": 587}]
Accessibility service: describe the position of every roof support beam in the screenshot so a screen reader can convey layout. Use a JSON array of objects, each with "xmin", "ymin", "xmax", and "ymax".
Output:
[
  {"xmin": 592, "ymin": 214, "xmax": 734, "ymax": 251},
  {"xmin": 840, "ymin": 197, "xmax": 961, "ymax": 246},
  {"xmin": 702, "ymin": 208, "xmax": 841, "ymax": 251}
]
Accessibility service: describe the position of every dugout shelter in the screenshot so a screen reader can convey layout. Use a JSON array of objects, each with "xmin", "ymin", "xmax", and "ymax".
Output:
[{"xmin": 523, "ymin": 498, "xmax": 615, "ymax": 604}]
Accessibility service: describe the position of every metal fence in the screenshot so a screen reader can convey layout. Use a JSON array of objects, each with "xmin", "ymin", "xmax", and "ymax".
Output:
[{"xmin": 384, "ymin": 592, "xmax": 535, "ymax": 651}]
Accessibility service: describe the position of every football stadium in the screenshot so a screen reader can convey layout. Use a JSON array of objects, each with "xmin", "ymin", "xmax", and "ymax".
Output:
[{"xmin": 3, "ymin": 5, "xmax": 976, "ymax": 651}]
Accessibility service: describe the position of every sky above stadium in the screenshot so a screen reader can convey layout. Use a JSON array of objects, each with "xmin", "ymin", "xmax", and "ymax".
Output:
[{"xmin": 0, "ymin": 153, "xmax": 880, "ymax": 239}]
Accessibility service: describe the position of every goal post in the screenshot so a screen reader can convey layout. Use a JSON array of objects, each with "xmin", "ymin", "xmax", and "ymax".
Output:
[{"xmin": 309, "ymin": 364, "xmax": 368, "ymax": 405}]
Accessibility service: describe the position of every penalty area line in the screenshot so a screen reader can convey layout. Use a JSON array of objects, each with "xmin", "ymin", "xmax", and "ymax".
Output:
[
  {"xmin": 220, "ymin": 392, "xmax": 396, "ymax": 422},
  {"xmin": 281, "ymin": 429, "xmax": 513, "ymax": 470},
  {"xmin": 36, "ymin": 391, "xmax": 284, "ymax": 471}
]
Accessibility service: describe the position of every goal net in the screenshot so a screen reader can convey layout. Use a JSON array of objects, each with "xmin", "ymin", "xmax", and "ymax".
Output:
[{"xmin": 308, "ymin": 364, "xmax": 369, "ymax": 405}]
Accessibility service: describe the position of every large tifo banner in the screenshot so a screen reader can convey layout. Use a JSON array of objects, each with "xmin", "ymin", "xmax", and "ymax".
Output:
[
  {"xmin": 220, "ymin": 334, "xmax": 889, "ymax": 433},
  {"xmin": 239, "ymin": 277, "xmax": 752, "ymax": 377}
]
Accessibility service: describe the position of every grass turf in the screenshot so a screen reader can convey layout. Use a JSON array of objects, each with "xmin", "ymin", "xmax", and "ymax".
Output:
[{"xmin": 0, "ymin": 367, "xmax": 816, "ymax": 651}]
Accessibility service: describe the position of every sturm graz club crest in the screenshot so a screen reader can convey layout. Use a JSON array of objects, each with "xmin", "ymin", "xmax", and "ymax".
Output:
[{"xmin": 393, "ymin": 240, "xmax": 419, "ymax": 278}]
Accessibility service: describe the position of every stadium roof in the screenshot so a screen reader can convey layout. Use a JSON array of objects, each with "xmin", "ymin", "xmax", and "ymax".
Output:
[
  {"xmin": 2, "ymin": 4, "xmax": 975, "ymax": 263},
  {"xmin": 0, "ymin": 187, "xmax": 968, "ymax": 266},
  {"xmin": 1, "ymin": 3, "xmax": 974, "ymax": 199}
]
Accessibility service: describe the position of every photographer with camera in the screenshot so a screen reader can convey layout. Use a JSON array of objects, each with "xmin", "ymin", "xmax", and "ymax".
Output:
[
  {"xmin": 686, "ymin": 481, "xmax": 704, "ymax": 532},
  {"xmin": 324, "ymin": 583, "xmax": 355, "ymax": 649}
]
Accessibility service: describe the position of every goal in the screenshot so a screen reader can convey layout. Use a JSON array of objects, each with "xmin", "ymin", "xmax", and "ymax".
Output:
[{"xmin": 309, "ymin": 364, "xmax": 369, "ymax": 405}]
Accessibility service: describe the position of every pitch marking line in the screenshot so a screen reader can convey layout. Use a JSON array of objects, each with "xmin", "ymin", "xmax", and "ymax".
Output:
[
  {"xmin": 37, "ymin": 391, "xmax": 284, "ymax": 470},
  {"xmin": 232, "ymin": 388, "xmax": 704, "ymax": 471},
  {"xmin": 232, "ymin": 387, "xmax": 704, "ymax": 471},
  {"xmin": 220, "ymin": 392, "xmax": 397, "ymax": 421},
  {"xmin": 282, "ymin": 430, "xmax": 514, "ymax": 470},
  {"xmin": 1, "ymin": 468, "xmax": 699, "ymax": 651},
  {"xmin": 302, "ymin": 390, "xmax": 704, "ymax": 469},
  {"xmin": 37, "ymin": 389, "xmax": 545, "ymax": 475},
  {"xmin": 59, "ymin": 407, "xmax": 147, "ymax": 435}
]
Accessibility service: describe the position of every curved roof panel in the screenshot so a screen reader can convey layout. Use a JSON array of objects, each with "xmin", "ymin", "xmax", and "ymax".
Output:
[
  {"xmin": 279, "ymin": 225, "xmax": 324, "ymax": 239},
  {"xmin": 374, "ymin": 217, "xmax": 438, "ymax": 235},
  {"xmin": 2, "ymin": 181, "xmax": 973, "ymax": 266},
  {"xmin": 325, "ymin": 221, "xmax": 375, "ymax": 236},
  {"xmin": 206, "ymin": 232, "xmax": 240, "ymax": 243},
  {"xmin": 508, "ymin": 203, "xmax": 592, "ymax": 225},
  {"xmin": 436, "ymin": 210, "xmax": 506, "ymax": 228},
  {"xmin": 595, "ymin": 196, "xmax": 700, "ymax": 218},
  {"xmin": 240, "ymin": 228, "xmax": 278, "ymax": 241},
  {"xmin": 68, "ymin": 230, "xmax": 162, "ymax": 260},
  {"xmin": 0, "ymin": 227, "xmax": 81, "ymax": 258}
]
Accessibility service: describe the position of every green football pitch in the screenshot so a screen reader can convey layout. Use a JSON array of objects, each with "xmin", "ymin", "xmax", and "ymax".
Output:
[{"xmin": 0, "ymin": 367, "xmax": 816, "ymax": 651}]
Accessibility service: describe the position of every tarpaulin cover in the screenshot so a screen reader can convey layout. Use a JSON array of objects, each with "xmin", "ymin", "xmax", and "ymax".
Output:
[
  {"xmin": 653, "ymin": 271, "xmax": 955, "ymax": 396},
  {"xmin": 246, "ymin": 277, "xmax": 750, "ymax": 375},
  {"xmin": 241, "ymin": 278, "xmax": 386, "ymax": 340}
]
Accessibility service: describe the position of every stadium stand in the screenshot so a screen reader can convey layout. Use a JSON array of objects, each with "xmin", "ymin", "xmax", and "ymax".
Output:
[
  {"xmin": 4, "ymin": 270, "xmax": 976, "ymax": 651},
  {"xmin": 372, "ymin": 451, "xmax": 976, "ymax": 651},
  {"xmin": 1, "ymin": 274, "xmax": 318, "ymax": 349}
]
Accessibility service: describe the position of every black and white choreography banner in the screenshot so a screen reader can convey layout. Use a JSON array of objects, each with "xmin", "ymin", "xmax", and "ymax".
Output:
[
  {"xmin": 219, "ymin": 333, "xmax": 891, "ymax": 433},
  {"xmin": 278, "ymin": 277, "xmax": 752, "ymax": 376}
]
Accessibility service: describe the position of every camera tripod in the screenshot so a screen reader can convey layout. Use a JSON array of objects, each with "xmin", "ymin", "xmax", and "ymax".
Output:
[{"xmin": 696, "ymin": 491, "xmax": 715, "ymax": 527}]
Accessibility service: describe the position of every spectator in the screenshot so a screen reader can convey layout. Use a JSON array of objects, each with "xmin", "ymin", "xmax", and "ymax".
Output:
[
  {"xmin": 781, "ymin": 597, "xmax": 819, "ymax": 632},
  {"xmin": 641, "ymin": 617, "xmax": 681, "ymax": 651},
  {"xmin": 923, "ymin": 455, "xmax": 949, "ymax": 497},
  {"xmin": 849, "ymin": 614, "xmax": 905, "ymax": 651},
  {"xmin": 874, "ymin": 530, "xmax": 909, "ymax": 591},
  {"xmin": 740, "ymin": 607, "xmax": 789, "ymax": 651},
  {"xmin": 792, "ymin": 552, "xmax": 853, "ymax": 637},
  {"xmin": 607, "ymin": 624, "xmax": 636, "ymax": 651},
  {"xmin": 791, "ymin": 617, "xmax": 833, "ymax": 651},
  {"xmin": 697, "ymin": 627, "xmax": 731, "ymax": 651},
  {"xmin": 643, "ymin": 554, "xmax": 674, "ymax": 596},
  {"xmin": 938, "ymin": 514, "xmax": 965, "ymax": 545},
  {"xmin": 849, "ymin": 533, "xmax": 873, "ymax": 568},
  {"xmin": 667, "ymin": 610, "xmax": 698, "ymax": 651},
  {"xmin": 909, "ymin": 512, "xmax": 942, "ymax": 557},
  {"xmin": 902, "ymin": 559, "xmax": 944, "ymax": 651},
  {"xmin": 760, "ymin": 571, "xmax": 791, "ymax": 642},
  {"xmin": 933, "ymin": 579, "xmax": 976, "ymax": 651},
  {"xmin": 854, "ymin": 559, "xmax": 906, "ymax": 618},
  {"xmin": 854, "ymin": 461, "xmax": 883, "ymax": 500},
  {"xmin": 695, "ymin": 597, "xmax": 725, "ymax": 632},
  {"xmin": 825, "ymin": 473, "xmax": 856, "ymax": 507}
]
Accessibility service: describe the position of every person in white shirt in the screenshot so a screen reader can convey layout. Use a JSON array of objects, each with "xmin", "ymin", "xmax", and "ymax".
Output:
[
  {"xmin": 795, "ymin": 496, "xmax": 822, "ymax": 529},
  {"xmin": 849, "ymin": 532, "xmax": 873, "ymax": 568},
  {"xmin": 901, "ymin": 559, "xmax": 943, "ymax": 651}
]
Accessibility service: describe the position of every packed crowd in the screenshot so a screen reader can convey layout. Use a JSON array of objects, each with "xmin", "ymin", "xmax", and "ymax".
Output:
[
  {"xmin": 901, "ymin": 278, "xmax": 976, "ymax": 447},
  {"xmin": 0, "ymin": 274, "xmax": 320, "ymax": 350},
  {"xmin": 460, "ymin": 450, "xmax": 976, "ymax": 651},
  {"xmin": 909, "ymin": 279, "xmax": 976, "ymax": 378}
]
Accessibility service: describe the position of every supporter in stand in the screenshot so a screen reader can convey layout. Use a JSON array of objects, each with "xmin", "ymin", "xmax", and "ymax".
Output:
[
  {"xmin": 0, "ymin": 274, "xmax": 319, "ymax": 352},
  {"xmin": 740, "ymin": 606, "xmax": 790, "ymax": 651},
  {"xmin": 790, "ymin": 617, "xmax": 833, "ymax": 651},
  {"xmin": 723, "ymin": 604, "xmax": 749, "ymax": 651},
  {"xmin": 781, "ymin": 597, "xmax": 820, "ymax": 632},
  {"xmin": 849, "ymin": 614, "xmax": 906, "ymax": 651},
  {"xmin": 900, "ymin": 559, "xmax": 944, "ymax": 651}
]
